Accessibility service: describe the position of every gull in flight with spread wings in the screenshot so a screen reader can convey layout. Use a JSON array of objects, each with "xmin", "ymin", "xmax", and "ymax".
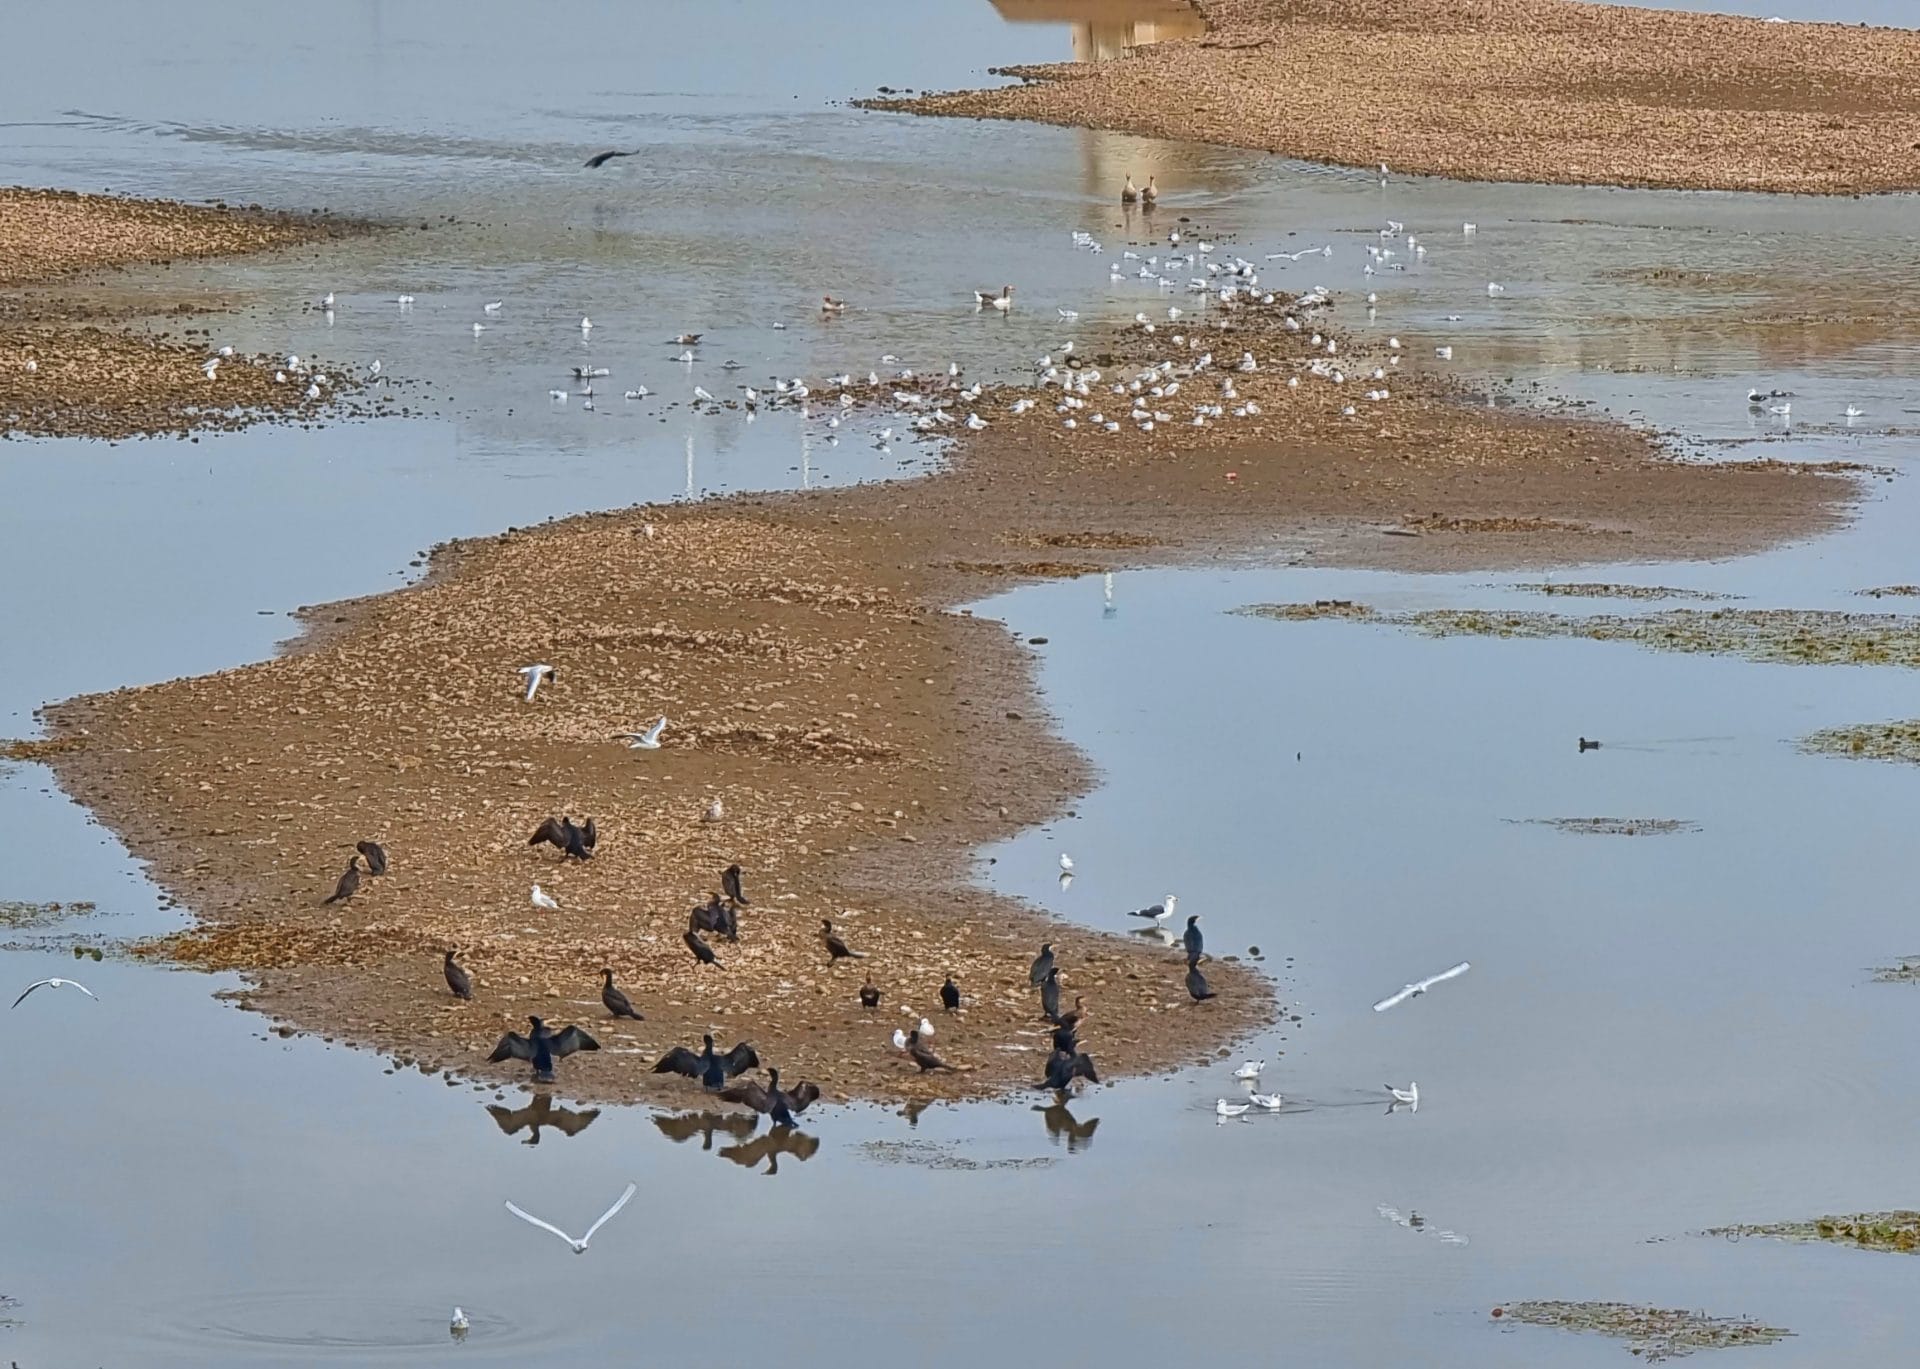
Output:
[
  {"xmin": 517, "ymin": 663, "xmax": 556, "ymax": 702},
  {"xmin": 617, "ymin": 717, "xmax": 667, "ymax": 750},
  {"xmin": 503, "ymin": 1182, "xmax": 636, "ymax": 1254},
  {"xmin": 1372, "ymin": 961, "xmax": 1470, "ymax": 1013},
  {"xmin": 12, "ymin": 977, "xmax": 99, "ymax": 1009}
]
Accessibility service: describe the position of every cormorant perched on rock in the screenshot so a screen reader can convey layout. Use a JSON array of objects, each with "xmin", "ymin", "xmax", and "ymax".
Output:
[
  {"xmin": 355, "ymin": 840, "xmax": 389, "ymax": 876},
  {"xmin": 1186, "ymin": 962, "xmax": 1217, "ymax": 1002},
  {"xmin": 858, "ymin": 978, "xmax": 881, "ymax": 1010},
  {"xmin": 529, "ymin": 815, "xmax": 593, "ymax": 861},
  {"xmin": 721, "ymin": 1068, "xmax": 821, "ymax": 1126},
  {"xmin": 1029, "ymin": 943, "xmax": 1055, "ymax": 987},
  {"xmin": 1182, "ymin": 914, "xmax": 1204, "ymax": 965},
  {"xmin": 691, "ymin": 893, "xmax": 737, "ymax": 942},
  {"xmin": 1051, "ymin": 1020, "xmax": 1080, "ymax": 1055},
  {"xmin": 443, "ymin": 949, "xmax": 473, "ymax": 1000},
  {"xmin": 940, "ymin": 975, "xmax": 961, "ymax": 1012},
  {"xmin": 323, "ymin": 856, "xmax": 361, "ymax": 904},
  {"xmin": 600, "ymin": 969, "xmax": 644, "ymax": 1019},
  {"xmin": 683, "ymin": 927, "xmax": 722, "ymax": 967},
  {"xmin": 1056, "ymin": 995, "xmax": 1086, "ymax": 1033},
  {"xmin": 1044, "ymin": 1047, "xmax": 1099, "ymax": 1090},
  {"xmin": 821, "ymin": 920, "xmax": 863, "ymax": 962},
  {"xmin": 653, "ymin": 1034, "xmax": 758, "ymax": 1089},
  {"xmin": 722, "ymin": 863, "xmax": 749, "ymax": 905},
  {"xmin": 906, "ymin": 1029, "xmax": 958, "ymax": 1072},
  {"xmin": 489, "ymin": 1016, "xmax": 600, "ymax": 1084},
  {"xmin": 1040, "ymin": 966, "xmax": 1063, "ymax": 1023}
]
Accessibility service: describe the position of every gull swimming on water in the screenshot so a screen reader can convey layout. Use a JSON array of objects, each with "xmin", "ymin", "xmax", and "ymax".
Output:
[
  {"xmin": 11, "ymin": 977, "xmax": 98, "ymax": 1009},
  {"xmin": 618, "ymin": 717, "xmax": 667, "ymax": 750},
  {"xmin": 1216, "ymin": 1098, "xmax": 1251, "ymax": 1118},
  {"xmin": 517, "ymin": 664, "xmax": 556, "ymax": 702},
  {"xmin": 1059, "ymin": 853, "xmax": 1074, "ymax": 873},
  {"xmin": 1372, "ymin": 961, "xmax": 1470, "ymax": 1012},
  {"xmin": 531, "ymin": 885, "xmax": 560, "ymax": 911},
  {"xmin": 1232, "ymin": 1060, "xmax": 1263, "ymax": 1081},
  {"xmin": 503, "ymin": 1182, "xmax": 636, "ymax": 1254},
  {"xmin": 450, "ymin": 1308, "xmax": 469, "ymax": 1337},
  {"xmin": 1248, "ymin": 1091, "xmax": 1283, "ymax": 1110}
]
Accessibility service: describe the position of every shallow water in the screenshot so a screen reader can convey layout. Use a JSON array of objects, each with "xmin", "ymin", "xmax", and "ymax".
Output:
[{"xmin": 4, "ymin": 1, "xmax": 1920, "ymax": 1364}]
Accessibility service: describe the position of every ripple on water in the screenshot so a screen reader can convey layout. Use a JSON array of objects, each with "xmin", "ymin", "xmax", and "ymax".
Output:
[{"xmin": 154, "ymin": 1292, "xmax": 552, "ymax": 1360}]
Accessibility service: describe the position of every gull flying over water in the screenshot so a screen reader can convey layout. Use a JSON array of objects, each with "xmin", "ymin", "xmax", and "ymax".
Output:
[
  {"xmin": 517, "ymin": 664, "xmax": 556, "ymax": 702},
  {"xmin": 584, "ymin": 150, "xmax": 635, "ymax": 169},
  {"xmin": 1372, "ymin": 961, "xmax": 1470, "ymax": 1012},
  {"xmin": 1386, "ymin": 1082, "xmax": 1419, "ymax": 1112},
  {"xmin": 11, "ymin": 977, "xmax": 98, "ymax": 1009},
  {"xmin": 504, "ymin": 1182, "xmax": 636, "ymax": 1254}
]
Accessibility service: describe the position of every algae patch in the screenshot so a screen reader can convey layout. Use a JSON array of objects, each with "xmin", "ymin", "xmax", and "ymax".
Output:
[
  {"xmin": 859, "ymin": 1140, "xmax": 1055, "ymax": 1171},
  {"xmin": 1242, "ymin": 603, "xmax": 1920, "ymax": 669},
  {"xmin": 0, "ymin": 899, "xmax": 99, "ymax": 929},
  {"xmin": 1706, "ymin": 1212, "xmax": 1920, "ymax": 1254},
  {"xmin": 1803, "ymin": 721, "xmax": 1920, "ymax": 765},
  {"xmin": 1498, "ymin": 1301, "xmax": 1791, "ymax": 1361},
  {"xmin": 1508, "ymin": 582, "xmax": 1726, "ymax": 601},
  {"xmin": 1516, "ymin": 817, "xmax": 1700, "ymax": 837}
]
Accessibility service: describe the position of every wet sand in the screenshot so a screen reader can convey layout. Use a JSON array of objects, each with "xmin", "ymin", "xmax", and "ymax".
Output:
[
  {"xmin": 31, "ymin": 287, "xmax": 1855, "ymax": 1106},
  {"xmin": 864, "ymin": 0, "xmax": 1920, "ymax": 195},
  {"xmin": 1, "ymin": 188, "xmax": 369, "ymax": 438}
]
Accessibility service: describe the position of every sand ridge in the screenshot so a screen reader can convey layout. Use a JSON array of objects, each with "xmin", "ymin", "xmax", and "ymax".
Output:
[
  {"xmin": 24, "ymin": 279, "xmax": 1860, "ymax": 1107},
  {"xmin": 863, "ymin": 0, "xmax": 1920, "ymax": 196}
]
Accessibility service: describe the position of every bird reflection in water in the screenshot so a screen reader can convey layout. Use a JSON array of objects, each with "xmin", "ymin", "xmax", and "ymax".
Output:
[
  {"xmin": 1034, "ymin": 1096, "xmax": 1101, "ymax": 1152},
  {"xmin": 487, "ymin": 1093, "xmax": 601, "ymax": 1145},
  {"xmin": 897, "ymin": 1098, "xmax": 935, "ymax": 1129},
  {"xmin": 653, "ymin": 1109, "xmax": 758, "ymax": 1151},
  {"xmin": 720, "ymin": 1124, "xmax": 821, "ymax": 1175}
]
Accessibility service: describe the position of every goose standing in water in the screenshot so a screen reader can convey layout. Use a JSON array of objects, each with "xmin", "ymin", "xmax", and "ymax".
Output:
[
  {"xmin": 973, "ymin": 285, "xmax": 1014, "ymax": 311},
  {"xmin": 1121, "ymin": 174, "xmax": 1139, "ymax": 204},
  {"xmin": 1141, "ymin": 175, "xmax": 1158, "ymax": 207},
  {"xmin": 443, "ymin": 949, "xmax": 473, "ymax": 1000},
  {"xmin": 600, "ymin": 969, "xmax": 644, "ymax": 1019}
]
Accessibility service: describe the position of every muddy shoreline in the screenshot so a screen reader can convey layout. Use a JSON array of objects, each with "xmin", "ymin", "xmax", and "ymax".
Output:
[
  {"xmin": 24, "ymin": 271, "xmax": 1859, "ymax": 1107},
  {"xmin": 1, "ymin": 187, "xmax": 378, "ymax": 438},
  {"xmin": 862, "ymin": 0, "xmax": 1920, "ymax": 196}
]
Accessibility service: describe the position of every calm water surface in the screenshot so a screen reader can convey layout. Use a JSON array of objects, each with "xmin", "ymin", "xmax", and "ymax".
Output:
[{"xmin": 3, "ymin": 2, "xmax": 1919, "ymax": 1365}]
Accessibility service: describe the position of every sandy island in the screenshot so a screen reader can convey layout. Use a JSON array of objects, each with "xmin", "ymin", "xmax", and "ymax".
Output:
[
  {"xmin": 13, "ymin": 208, "xmax": 1858, "ymax": 1105},
  {"xmin": 1, "ymin": 187, "xmax": 372, "ymax": 439},
  {"xmin": 863, "ymin": 0, "xmax": 1920, "ymax": 196}
]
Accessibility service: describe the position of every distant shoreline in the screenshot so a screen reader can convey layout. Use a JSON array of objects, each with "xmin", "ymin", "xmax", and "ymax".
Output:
[{"xmin": 861, "ymin": 0, "xmax": 1920, "ymax": 196}]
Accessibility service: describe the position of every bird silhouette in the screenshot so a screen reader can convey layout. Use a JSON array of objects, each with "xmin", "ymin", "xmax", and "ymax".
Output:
[
  {"xmin": 443, "ymin": 949, "xmax": 473, "ymax": 1000},
  {"xmin": 1029, "ymin": 943, "xmax": 1055, "ymax": 986},
  {"xmin": 721, "ymin": 863, "xmax": 749, "ymax": 905},
  {"xmin": 529, "ymin": 815, "xmax": 593, "ymax": 861},
  {"xmin": 940, "ymin": 976, "xmax": 961, "ymax": 1012},
  {"xmin": 1043, "ymin": 1047, "xmax": 1099, "ymax": 1090},
  {"xmin": 821, "ymin": 920, "xmax": 863, "ymax": 962},
  {"xmin": 355, "ymin": 840, "xmax": 389, "ymax": 876},
  {"xmin": 488, "ymin": 1017, "xmax": 601, "ymax": 1083},
  {"xmin": 600, "ymin": 969, "xmax": 644, "ymax": 1019},
  {"xmin": 584, "ymin": 150, "xmax": 635, "ymax": 169},
  {"xmin": 654, "ymin": 1034, "xmax": 759, "ymax": 1089},
  {"xmin": 720, "ymin": 1067, "xmax": 821, "ymax": 1127},
  {"xmin": 858, "ymin": 978, "xmax": 881, "ymax": 1009},
  {"xmin": 683, "ymin": 927, "xmax": 722, "ymax": 967},
  {"xmin": 487, "ymin": 1093, "xmax": 600, "ymax": 1145},
  {"xmin": 1186, "ymin": 963, "xmax": 1217, "ymax": 1002},
  {"xmin": 906, "ymin": 1029, "xmax": 960, "ymax": 1072},
  {"xmin": 323, "ymin": 856, "xmax": 361, "ymax": 904}
]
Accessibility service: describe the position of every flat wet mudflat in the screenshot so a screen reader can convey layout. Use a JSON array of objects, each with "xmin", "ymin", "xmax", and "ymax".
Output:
[
  {"xmin": 1707, "ymin": 1213, "xmax": 1920, "ymax": 1254},
  {"xmin": 1508, "ymin": 582, "xmax": 1727, "ymax": 602},
  {"xmin": 1, "ymin": 191, "xmax": 383, "ymax": 439},
  {"xmin": 1498, "ymin": 1301, "xmax": 1793, "ymax": 1361}
]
